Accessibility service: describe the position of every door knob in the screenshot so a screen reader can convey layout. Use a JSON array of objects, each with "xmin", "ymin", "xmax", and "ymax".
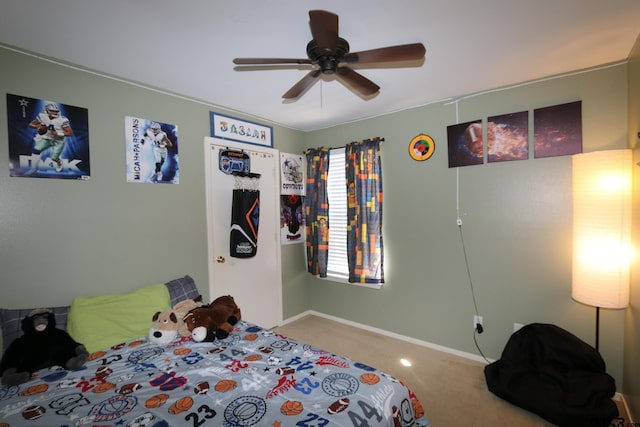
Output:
[{"xmin": 216, "ymin": 256, "xmax": 226, "ymax": 263}]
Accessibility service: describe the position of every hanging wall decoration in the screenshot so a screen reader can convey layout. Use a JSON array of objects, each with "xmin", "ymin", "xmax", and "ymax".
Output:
[
  {"xmin": 125, "ymin": 116, "xmax": 179, "ymax": 184},
  {"xmin": 6, "ymin": 94, "xmax": 90, "ymax": 180},
  {"xmin": 533, "ymin": 101, "xmax": 582, "ymax": 158},
  {"xmin": 210, "ymin": 112, "xmax": 273, "ymax": 148},
  {"xmin": 487, "ymin": 111, "xmax": 529, "ymax": 163},
  {"xmin": 408, "ymin": 134, "xmax": 435, "ymax": 161},
  {"xmin": 219, "ymin": 149, "xmax": 251, "ymax": 175},
  {"xmin": 280, "ymin": 152, "xmax": 305, "ymax": 195},
  {"xmin": 280, "ymin": 194, "xmax": 305, "ymax": 245},
  {"xmin": 230, "ymin": 172, "xmax": 261, "ymax": 258},
  {"xmin": 447, "ymin": 120, "xmax": 484, "ymax": 167}
]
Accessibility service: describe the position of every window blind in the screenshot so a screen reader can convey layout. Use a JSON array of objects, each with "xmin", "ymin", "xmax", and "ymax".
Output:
[{"xmin": 326, "ymin": 148, "xmax": 349, "ymax": 280}]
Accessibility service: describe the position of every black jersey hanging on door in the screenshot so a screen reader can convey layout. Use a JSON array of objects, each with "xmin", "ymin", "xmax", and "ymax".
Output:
[{"xmin": 230, "ymin": 171, "xmax": 261, "ymax": 258}]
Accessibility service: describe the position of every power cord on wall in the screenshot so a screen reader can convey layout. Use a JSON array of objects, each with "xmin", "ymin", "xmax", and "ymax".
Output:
[
  {"xmin": 456, "ymin": 162, "xmax": 490, "ymax": 364},
  {"xmin": 457, "ymin": 218, "xmax": 490, "ymax": 364}
]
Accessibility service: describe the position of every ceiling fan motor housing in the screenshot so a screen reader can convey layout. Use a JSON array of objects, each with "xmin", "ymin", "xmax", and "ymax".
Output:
[{"xmin": 306, "ymin": 37, "xmax": 350, "ymax": 74}]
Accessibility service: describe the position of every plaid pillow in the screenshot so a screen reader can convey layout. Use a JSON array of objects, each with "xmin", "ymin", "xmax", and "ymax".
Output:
[{"xmin": 165, "ymin": 275, "xmax": 201, "ymax": 307}]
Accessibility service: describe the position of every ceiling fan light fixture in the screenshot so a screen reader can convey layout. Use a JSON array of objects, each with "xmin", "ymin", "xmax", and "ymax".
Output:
[{"xmin": 232, "ymin": 10, "xmax": 425, "ymax": 100}]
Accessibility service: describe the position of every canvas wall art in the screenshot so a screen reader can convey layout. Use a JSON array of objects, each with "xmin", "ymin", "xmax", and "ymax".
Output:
[
  {"xmin": 447, "ymin": 120, "xmax": 484, "ymax": 167},
  {"xmin": 533, "ymin": 101, "xmax": 582, "ymax": 158},
  {"xmin": 487, "ymin": 111, "xmax": 529, "ymax": 163}
]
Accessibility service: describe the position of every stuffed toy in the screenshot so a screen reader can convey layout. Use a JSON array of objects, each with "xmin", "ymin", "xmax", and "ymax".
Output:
[
  {"xmin": 148, "ymin": 310, "xmax": 180, "ymax": 345},
  {"xmin": 184, "ymin": 295, "xmax": 241, "ymax": 342},
  {"xmin": 0, "ymin": 308, "xmax": 89, "ymax": 386},
  {"xmin": 172, "ymin": 296, "xmax": 204, "ymax": 338},
  {"xmin": 148, "ymin": 296, "xmax": 204, "ymax": 345}
]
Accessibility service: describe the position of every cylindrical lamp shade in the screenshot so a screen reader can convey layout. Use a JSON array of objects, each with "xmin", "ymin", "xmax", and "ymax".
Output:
[{"xmin": 572, "ymin": 149, "xmax": 632, "ymax": 309}]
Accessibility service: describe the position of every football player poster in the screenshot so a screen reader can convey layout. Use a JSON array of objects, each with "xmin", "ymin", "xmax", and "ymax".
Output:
[
  {"xmin": 6, "ymin": 94, "xmax": 90, "ymax": 179},
  {"xmin": 125, "ymin": 116, "xmax": 179, "ymax": 184}
]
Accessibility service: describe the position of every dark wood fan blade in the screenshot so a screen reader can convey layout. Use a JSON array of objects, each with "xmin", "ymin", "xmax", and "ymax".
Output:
[
  {"xmin": 233, "ymin": 58, "xmax": 312, "ymax": 65},
  {"xmin": 309, "ymin": 10, "xmax": 338, "ymax": 53},
  {"xmin": 282, "ymin": 70, "xmax": 322, "ymax": 99},
  {"xmin": 336, "ymin": 67, "xmax": 380, "ymax": 96},
  {"xmin": 343, "ymin": 43, "xmax": 426, "ymax": 64}
]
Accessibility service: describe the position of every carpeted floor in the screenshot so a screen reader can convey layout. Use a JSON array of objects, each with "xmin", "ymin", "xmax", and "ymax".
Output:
[{"xmin": 273, "ymin": 314, "xmax": 629, "ymax": 427}]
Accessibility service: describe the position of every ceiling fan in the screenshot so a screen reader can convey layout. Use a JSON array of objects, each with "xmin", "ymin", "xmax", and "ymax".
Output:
[{"xmin": 232, "ymin": 10, "xmax": 426, "ymax": 100}]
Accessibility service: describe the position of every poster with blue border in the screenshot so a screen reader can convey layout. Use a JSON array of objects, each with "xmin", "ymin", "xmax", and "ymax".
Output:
[
  {"xmin": 125, "ymin": 116, "xmax": 179, "ymax": 184},
  {"xmin": 6, "ymin": 94, "xmax": 90, "ymax": 180},
  {"xmin": 210, "ymin": 112, "xmax": 273, "ymax": 147}
]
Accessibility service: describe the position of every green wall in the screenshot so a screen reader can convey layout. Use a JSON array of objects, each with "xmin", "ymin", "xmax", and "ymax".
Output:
[
  {"xmin": 0, "ymin": 46, "xmax": 306, "ymax": 315},
  {"xmin": 1, "ymin": 44, "xmax": 636, "ymax": 398},
  {"xmin": 301, "ymin": 64, "xmax": 630, "ymax": 388}
]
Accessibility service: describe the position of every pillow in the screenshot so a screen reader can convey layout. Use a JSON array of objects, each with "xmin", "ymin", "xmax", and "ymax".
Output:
[
  {"xmin": 1, "ymin": 275, "xmax": 200, "ymax": 354},
  {"xmin": 1, "ymin": 306, "xmax": 69, "ymax": 353},
  {"xmin": 67, "ymin": 283, "xmax": 171, "ymax": 353},
  {"xmin": 165, "ymin": 274, "xmax": 201, "ymax": 306}
]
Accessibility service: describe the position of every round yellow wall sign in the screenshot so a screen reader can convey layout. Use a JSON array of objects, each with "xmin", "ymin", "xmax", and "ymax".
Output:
[{"xmin": 408, "ymin": 134, "xmax": 435, "ymax": 161}]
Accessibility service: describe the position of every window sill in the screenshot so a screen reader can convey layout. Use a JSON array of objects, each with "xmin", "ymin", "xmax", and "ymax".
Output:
[{"xmin": 317, "ymin": 275, "xmax": 382, "ymax": 289}]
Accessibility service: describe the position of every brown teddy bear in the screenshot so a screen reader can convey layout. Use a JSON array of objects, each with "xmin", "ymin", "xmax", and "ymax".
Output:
[{"xmin": 183, "ymin": 295, "xmax": 241, "ymax": 342}]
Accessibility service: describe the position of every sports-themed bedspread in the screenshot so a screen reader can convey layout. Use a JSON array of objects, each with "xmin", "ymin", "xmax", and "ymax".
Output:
[{"xmin": 0, "ymin": 321, "xmax": 430, "ymax": 426}]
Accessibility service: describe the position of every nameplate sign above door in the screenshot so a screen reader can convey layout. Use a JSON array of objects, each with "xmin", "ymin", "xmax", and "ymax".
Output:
[{"xmin": 210, "ymin": 112, "xmax": 273, "ymax": 148}]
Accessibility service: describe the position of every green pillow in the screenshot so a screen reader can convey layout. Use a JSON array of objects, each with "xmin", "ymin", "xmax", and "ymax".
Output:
[{"xmin": 67, "ymin": 283, "xmax": 171, "ymax": 353}]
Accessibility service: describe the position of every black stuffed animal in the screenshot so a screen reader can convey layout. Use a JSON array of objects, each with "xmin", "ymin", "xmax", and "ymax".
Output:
[{"xmin": 0, "ymin": 308, "xmax": 89, "ymax": 386}]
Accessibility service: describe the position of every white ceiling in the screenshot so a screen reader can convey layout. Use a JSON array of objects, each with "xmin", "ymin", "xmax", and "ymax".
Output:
[{"xmin": 2, "ymin": 1, "xmax": 639, "ymax": 132}]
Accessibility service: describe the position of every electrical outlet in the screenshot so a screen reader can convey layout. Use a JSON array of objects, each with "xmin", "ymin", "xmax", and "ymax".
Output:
[{"xmin": 473, "ymin": 315, "xmax": 483, "ymax": 328}]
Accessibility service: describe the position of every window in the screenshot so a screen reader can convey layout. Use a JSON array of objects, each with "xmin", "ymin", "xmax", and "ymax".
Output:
[
  {"xmin": 326, "ymin": 148, "xmax": 349, "ymax": 280},
  {"xmin": 304, "ymin": 138, "xmax": 384, "ymax": 285}
]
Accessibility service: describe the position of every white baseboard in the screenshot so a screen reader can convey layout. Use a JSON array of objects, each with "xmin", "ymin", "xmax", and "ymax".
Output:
[
  {"xmin": 618, "ymin": 393, "xmax": 634, "ymax": 423},
  {"xmin": 280, "ymin": 310, "xmax": 493, "ymax": 364}
]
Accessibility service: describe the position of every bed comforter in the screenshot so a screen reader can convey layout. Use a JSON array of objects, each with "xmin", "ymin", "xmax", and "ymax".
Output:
[{"xmin": 0, "ymin": 320, "xmax": 430, "ymax": 426}]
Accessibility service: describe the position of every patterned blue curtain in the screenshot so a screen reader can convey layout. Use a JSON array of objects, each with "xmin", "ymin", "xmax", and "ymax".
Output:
[
  {"xmin": 304, "ymin": 148, "xmax": 330, "ymax": 277},
  {"xmin": 345, "ymin": 138, "xmax": 384, "ymax": 284}
]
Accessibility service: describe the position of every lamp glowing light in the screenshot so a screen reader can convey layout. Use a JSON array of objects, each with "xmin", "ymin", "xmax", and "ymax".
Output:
[{"xmin": 572, "ymin": 149, "xmax": 632, "ymax": 350}]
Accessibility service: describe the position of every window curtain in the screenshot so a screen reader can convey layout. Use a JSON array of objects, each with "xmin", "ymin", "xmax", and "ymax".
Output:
[
  {"xmin": 345, "ymin": 138, "xmax": 384, "ymax": 284},
  {"xmin": 304, "ymin": 148, "xmax": 330, "ymax": 277}
]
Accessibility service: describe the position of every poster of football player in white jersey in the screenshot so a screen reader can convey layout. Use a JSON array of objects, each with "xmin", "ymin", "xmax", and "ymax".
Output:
[
  {"xmin": 124, "ymin": 116, "xmax": 179, "ymax": 184},
  {"xmin": 6, "ymin": 94, "xmax": 90, "ymax": 179}
]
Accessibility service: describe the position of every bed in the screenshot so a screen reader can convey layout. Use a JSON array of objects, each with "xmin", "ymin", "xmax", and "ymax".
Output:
[{"xmin": 0, "ymin": 276, "xmax": 430, "ymax": 426}]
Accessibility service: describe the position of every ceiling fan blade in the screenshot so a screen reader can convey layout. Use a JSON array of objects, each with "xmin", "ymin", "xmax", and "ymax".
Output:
[
  {"xmin": 343, "ymin": 43, "xmax": 426, "ymax": 64},
  {"xmin": 309, "ymin": 10, "xmax": 338, "ymax": 53},
  {"xmin": 233, "ymin": 58, "xmax": 312, "ymax": 65},
  {"xmin": 282, "ymin": 70, "xmax": 322, "ymax": 99},
  {"xmin": 336, "ymin": 66, "xmax": 380, "ymax": 97}
]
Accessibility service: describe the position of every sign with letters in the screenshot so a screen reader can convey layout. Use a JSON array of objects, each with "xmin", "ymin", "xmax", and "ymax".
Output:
[{"xmin": 210, "ymin": 112, "xmax": 273, "ymax": 148}]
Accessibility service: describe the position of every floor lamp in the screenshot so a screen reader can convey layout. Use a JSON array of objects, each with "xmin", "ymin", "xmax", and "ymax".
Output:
[{"xmin": 572, "ymin": 149, "xmax": 632, "ymax": 351}]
